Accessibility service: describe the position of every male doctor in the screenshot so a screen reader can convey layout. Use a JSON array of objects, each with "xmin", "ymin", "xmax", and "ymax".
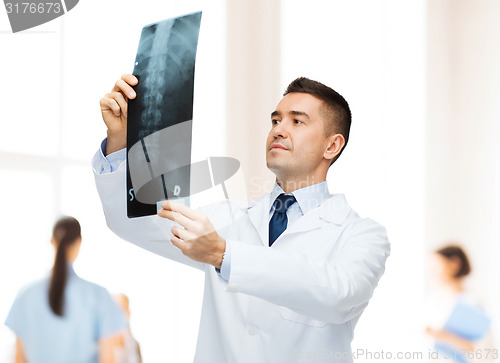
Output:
[{"xmin": 93, "ymin": 74, "xmax": 390, "ymax": 362}]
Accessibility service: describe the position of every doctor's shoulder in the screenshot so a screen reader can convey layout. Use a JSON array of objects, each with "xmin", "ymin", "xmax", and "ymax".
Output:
[{"xmin": 326, "ymin": 194, "xmax": 390, "ymax": 255}]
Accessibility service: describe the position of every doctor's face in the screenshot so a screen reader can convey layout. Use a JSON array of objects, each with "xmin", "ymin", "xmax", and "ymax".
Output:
[{"xmin": 266, "ymin": 92, "xmax": 331, "ymax": 182}]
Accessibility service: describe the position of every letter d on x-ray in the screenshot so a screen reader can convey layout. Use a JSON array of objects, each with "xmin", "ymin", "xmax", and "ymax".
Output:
[{"xmin": 174, "ymin": 185, "xmax": 181, "ymax": 196}]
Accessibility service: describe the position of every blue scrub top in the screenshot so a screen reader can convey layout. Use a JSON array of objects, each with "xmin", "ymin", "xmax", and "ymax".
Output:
[{"xmin": 5, "ymin": 265, "xmax": 127, "ymax": 363}]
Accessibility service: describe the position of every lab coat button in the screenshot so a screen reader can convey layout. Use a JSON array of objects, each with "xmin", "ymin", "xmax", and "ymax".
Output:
[
  {"xmin": 228, "ymin": 283, "xmax": 237, "ymax": 292},
  {"xmin": 248, "ymin": 325, "xmax": 257, "ymax": 335}
]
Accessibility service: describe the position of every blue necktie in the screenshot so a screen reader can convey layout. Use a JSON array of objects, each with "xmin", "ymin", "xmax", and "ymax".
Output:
[{"xmin": 269, "ymin": 194, "xmax": 297, "ymax": 246}]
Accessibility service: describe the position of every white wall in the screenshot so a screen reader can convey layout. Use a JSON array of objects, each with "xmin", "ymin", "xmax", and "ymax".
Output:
[
  {"xmin": 426, "ymin": 0, "xmax": 500, "ymax": 349},
  {"xmin": 225, "ymin": 0, "xmax": 282, "ymax": 200}
]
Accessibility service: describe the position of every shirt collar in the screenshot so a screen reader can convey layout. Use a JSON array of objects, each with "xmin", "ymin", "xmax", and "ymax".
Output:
[{"xmin": 269, "ymin": 180, "xmax": 331, "ymax": 215}]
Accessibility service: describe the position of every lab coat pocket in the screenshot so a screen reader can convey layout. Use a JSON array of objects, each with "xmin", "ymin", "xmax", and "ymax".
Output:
[{"xmin": 278, "ymin": 306, "xmax": 328, "ymax": 328}]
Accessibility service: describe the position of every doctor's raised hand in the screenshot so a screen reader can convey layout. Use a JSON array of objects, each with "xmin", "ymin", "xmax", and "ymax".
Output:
[
  {"xmin": 99, "ymin": 74, "xmax": 137, "ymax": 156},
  {"xmin": 158, "ymin": 200, "xmax": 226, "ymax": 269}
]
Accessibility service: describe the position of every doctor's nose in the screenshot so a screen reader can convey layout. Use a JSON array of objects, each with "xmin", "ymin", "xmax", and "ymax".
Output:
[{"xmin": 271, "ymin": 121, "xmax": 289, "ymax": 139}]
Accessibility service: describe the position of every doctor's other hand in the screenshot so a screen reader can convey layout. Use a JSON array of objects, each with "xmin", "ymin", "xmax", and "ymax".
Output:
[
  {"xmin": 99, "ymin": 74, "xmax": 138, "ymax": 156},
  {"xmin": 158, "ymin": 200, "xmax": 226, "ymax": 269}
]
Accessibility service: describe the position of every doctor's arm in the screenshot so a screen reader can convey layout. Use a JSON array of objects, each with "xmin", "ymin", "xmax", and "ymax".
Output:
[
  {"xmin": 226, "ymin": 218, "xmax": 389, "ymax": 325},
  {"xmin": 93, "ymin": 74, "xmax": 205, "ymax": 270},
  {"xmin": 99, "ymin": 73, "xmax": 136, "ymax": 156},
  {"xmin": 93, "ymin": 139, "xmax": 205, "ymax": 270},
  {"xmin": 159, "ymin": 201, "xmax": 389, "ymax": 324}
]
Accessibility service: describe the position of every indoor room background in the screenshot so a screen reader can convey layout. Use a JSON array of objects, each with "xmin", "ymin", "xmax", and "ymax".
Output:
[{"xmin": 1, "ymin": 0, "xmax": 498, "ymax": 361}]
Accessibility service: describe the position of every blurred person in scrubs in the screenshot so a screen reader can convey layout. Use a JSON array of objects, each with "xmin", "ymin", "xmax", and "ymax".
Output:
[
  {"xmin": 426, "ymin": 244, "xmax": 495, "ymax": 363},
  {"xmin": 4, "ymin": 216, "xmax": 127, "ymax": 363}
]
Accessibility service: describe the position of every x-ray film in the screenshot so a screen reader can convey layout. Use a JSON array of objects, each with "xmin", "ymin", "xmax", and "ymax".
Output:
[{"xmin": 126, "ymin": 12, "xmax": 202, "ymax": 218}]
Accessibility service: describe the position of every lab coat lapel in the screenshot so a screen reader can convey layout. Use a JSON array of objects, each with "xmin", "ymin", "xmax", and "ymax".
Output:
[
  {"xmin": 247, "ymin": 193, "xmax": 271, "ymax": 247},
  {"xmin": 246, "ymin": 193, "xmax": 351, "ymax": 246},
  {"xmin": 283, "ymin": 209, "xmax": 322, "ymax": 235},
  {"xmin": 273, "ymin": 194, "xmax": 351, "ymax": 240},
  {"xmin": 318, "ymin": 194, "xmax": 351, "ymax": 225}
]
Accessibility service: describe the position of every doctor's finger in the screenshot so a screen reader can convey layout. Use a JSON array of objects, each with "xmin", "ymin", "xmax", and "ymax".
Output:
[
  {"xmin": 103, "ymin": 92, "xmax": 128, "ymax": 115},
  {"xmin": 171, "ymin": 226, "xmax": 196, "ymax": 241},
  {"xmin": 161, "ymin": 200, "xmax": 206, "ymax": 221},
  {"xmin": 111, "ymin": 77, "xmax": 137, "ymax": 99},
  {"xmin": 158, "ymin": 209, "xmax": 196, "ymax": 229},
  {"xmin": 100, "ymin": 97, "xmax": 122, "ymax": 117},
  {"xmin": 170, "ymin": 235, "xmax": 189, "ymax": 254},
  {"xmin": 121, "ymin": 73, "xmax": 138, "ymax": 86}
]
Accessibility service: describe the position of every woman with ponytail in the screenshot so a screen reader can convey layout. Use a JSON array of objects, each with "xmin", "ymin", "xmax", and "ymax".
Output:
[{"xmin": 5, "ymin": 216, "xmax": 127, "ymax": 363}]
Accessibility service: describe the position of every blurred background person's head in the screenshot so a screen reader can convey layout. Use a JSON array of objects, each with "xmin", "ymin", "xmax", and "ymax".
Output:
[{"xmin": 429, "ymin": 244, "xmax": 471, "ymax": 293}]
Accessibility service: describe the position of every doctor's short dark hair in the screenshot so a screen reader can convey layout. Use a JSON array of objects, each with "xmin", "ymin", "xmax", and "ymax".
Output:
[
  {"xmin": 284, "ymin": 77, "xmax": 351, "ymax": 165},
  {"xmin": 436, "ymin": 244, "xmax": 471, "ymax": 279}
]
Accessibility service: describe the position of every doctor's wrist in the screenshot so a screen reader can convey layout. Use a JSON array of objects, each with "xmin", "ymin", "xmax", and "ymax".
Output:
[
  {"xmin": 213, "ymin": 238, "xmax": 226, "ymax": 270},
  {"xmin": 105, "ymin": 131, "xmax": 127, "ymax": 156}
]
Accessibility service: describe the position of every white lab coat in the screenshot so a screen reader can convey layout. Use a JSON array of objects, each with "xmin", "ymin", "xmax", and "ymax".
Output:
[{"xmin": 93, "ymin": 157, "xmax": 390, "ymax": 363}]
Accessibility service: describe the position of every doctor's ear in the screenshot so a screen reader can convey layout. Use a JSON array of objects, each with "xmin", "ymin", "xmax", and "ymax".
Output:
[{"xmin": 324, "ymin": 133, "xmax": 345, "ymax": 163}]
